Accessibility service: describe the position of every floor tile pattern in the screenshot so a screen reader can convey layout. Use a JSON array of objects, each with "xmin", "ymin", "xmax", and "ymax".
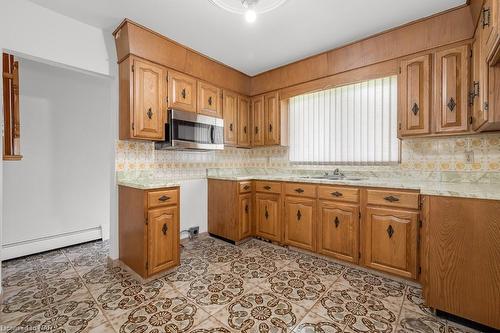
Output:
[{"xmin": 0, "ymin": 236, "xmax": 488, "ymax": 332}]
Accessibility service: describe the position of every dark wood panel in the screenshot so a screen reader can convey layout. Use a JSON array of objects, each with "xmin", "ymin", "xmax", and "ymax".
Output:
[{"xmin": 208, "ymin": 179, "xmax": 238, "ymax": 241}]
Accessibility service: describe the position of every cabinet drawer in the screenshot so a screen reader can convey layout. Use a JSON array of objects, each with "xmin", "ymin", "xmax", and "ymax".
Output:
[
  {"xmin": 239, "ymin": 181, "xmax": 253, "ymax": 193},
  {"xmin": 284, "ymin": 183, "xmax": 317, "ymax": 198},
  {"xmin": 148, "ymin": 189, "xmax": 179, "ymax": 208},
  {"xmin": 318, "ymin": 186, "xmax": 359, "ymax": 203},
  {"xmin": 255, "ymin": 181, "xmax": 282, "ymax": 193},
  {"xmin": 367, "ymin": 189, "xmax": 419, "ymax": 209}
]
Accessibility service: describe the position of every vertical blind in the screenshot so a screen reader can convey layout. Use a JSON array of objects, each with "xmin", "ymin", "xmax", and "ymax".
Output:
[{"xmin": 289, "ymin": 75, "xmax": 400, "ymax": 163}]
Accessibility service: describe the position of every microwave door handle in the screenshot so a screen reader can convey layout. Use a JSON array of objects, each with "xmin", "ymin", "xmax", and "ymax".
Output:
[{"xmin": 210, "ymin": 125, "xmax": 215, "ymax": 143}]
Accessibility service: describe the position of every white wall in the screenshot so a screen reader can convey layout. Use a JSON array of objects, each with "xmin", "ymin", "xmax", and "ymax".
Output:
[
  {"xmin": 2, "ymin": 58, "xmax": 112, "ymax": 260},
  {"xmin": 0, "ymin": 0, "xmax": 111, "ymax": 76}
]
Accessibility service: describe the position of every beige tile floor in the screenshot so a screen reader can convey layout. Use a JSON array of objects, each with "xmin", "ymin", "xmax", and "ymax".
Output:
[{"xmin": 0, "ymin": 236, "xmax": 487, "ymax": 332}]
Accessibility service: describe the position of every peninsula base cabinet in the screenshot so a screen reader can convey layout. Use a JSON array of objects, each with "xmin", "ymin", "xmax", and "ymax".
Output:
[
  {"xmin": 207, "ymin": 179, "xmax": 253, "ymax": 242},
  {"xmin": 422, "ymin": 196, "xmax": 500, "ymax": 329},
  {"xmin": 119, "ymin": 186, "xmax": 180, "ymax": 278}
]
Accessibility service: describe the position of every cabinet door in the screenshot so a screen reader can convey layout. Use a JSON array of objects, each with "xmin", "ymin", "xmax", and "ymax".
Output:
[
  {"xmin": 264, "ymin": 91, "xmax": 280, "ymax": 145},
  {"xmin": 148, "ymin": 206, "xmax": 179, "ymax": 276},
  {"xmin": 284, "ymin": 197, "xmax": 315, "ymax": 251},
  {"xmin": 318, "ymin": 201, "xmax": 359, "ymax": 263},
  {"xmin": 472, "ymin": 24, "xmax": 489, "ymax": 131},
  {"xmin": 237, "ymin": 96, "xmax": 251, "ymax": 147},
  {"xmin": 239, "ymin": 194, "xmax": 252, "ymax": 240},
  {"xmin": 168, "ymin": 71, "xmax": 196, "ymax": 113},
  {"xmin": 255, "ymin": 193, "xmax": 281, "ymax": 242},
  {"xmin": 197, "ymin": 81, "xmax": 222, "ymax": 118},
  {"xmin": 252, "ymin": 96, "xmax": 265, "ymax": 146},
  {"xmin": 133, "ymin": 59, "xmax": 166, "ymax": 140},
  {"xmin": 223, "ymin": 90, "xmax": 238, "ymax": 146},
  {"xmin": 364, "ymin": 207, "xmax": 418, "ymax": 279},
  {"xmin": 399, "ymin": 55, "xmax": 431, "ymax": 136},
  {"xmin": 434, "ymin": 45, "xmax": 470, "ymax": 133}
]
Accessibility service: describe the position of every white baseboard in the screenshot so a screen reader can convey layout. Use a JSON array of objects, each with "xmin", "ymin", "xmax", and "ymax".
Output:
[{"xmin": 2, "ymin": 226, "xmax": 102, "ymax": 261}]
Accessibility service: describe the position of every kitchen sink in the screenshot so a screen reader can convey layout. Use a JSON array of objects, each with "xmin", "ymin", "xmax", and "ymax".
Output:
[{"xmin": 299, "ymin": 175, "xmax": 363, "ymax": 181}]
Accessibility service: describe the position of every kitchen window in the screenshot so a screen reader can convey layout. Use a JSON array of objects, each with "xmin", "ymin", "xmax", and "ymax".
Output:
[{"xmin": 288, "ymin": 75, "xmax": 400, "ymax": 163}]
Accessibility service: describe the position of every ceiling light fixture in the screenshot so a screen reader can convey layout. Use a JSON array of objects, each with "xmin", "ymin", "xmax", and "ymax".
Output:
[{"xmin": 209, "ymin": 0, "xmax": 288, "ymax": 23}]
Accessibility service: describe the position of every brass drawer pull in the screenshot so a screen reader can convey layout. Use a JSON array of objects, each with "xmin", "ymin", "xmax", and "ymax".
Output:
[
  {"xmin": 387, "ymin": 225, "xmax": 394, "ymax": 238},
  {"xmin": 297, "ymin": 209, "xmax": 302, "ymax": 221},
  {"xmin": 384, "ymin": 195, "xmax": 400, "ymax": 203},
  {"xmin": 243, "ymin": 185, "xmax": 251, "ymax": 190},
  {"xmin": 294, "ymin": 188, "xmax": 304, "ymax": 193},
  {"xmin": 411, "ymin": 103, "xmax": 419, "ymax": 116},
  {"xmin": 263, "ymin": 185, "xmax": 272, "ymax": 190},
  {"xmin": 334, "ymin": 216, "xmax": 340, "ymax": 228},
  {"xmin": 331, "ymin": 191, "xmax": 343, "ymax": 197},
  {"xmin": 181, "ymin": 88, "xmax": 186, "ymax": 99},
  {"xmin": 208, "ymin": 96, "xmax": 213, "ymax": 106},
  {"xmin": 158, "ymin": 195, "xmax": 171, "ymax": 202},
  {"xmin": 147, "ymin": 108, "xmax": 153, "ymax": 119},
  {"xmin": 162, "ymin": 223, "xmax": 168, "ymax": 235}
]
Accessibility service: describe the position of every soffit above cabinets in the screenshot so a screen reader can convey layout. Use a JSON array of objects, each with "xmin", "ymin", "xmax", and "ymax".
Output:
[{"xmin": 28, "ymin": 0, "xmax": 465, "ymax": 76}]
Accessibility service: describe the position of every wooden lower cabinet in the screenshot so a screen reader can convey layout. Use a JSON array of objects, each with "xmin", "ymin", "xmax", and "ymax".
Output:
[
  {"xmin": 284, "ymin": 197, "xmax": 315, "ymax": 251},
  {"xmin": 147, "ymin": 206, "xmax": 179, "ymax": 276},
  {"xmin": 364, "ymin": 207, "xmax": 418, "ymax": 279},
  {"xmin": 255, "ymin": 193, "xmax": 281, "ymax": 242},
  {"xmin": 119, "ymin": 185, "xmax": 180, "ymax": 278},
  {"xmin": 422, "ymin": 196, "xmax": 500, "ymax": 329},
  {"xmin": 317, "ymin": 200, "xmax": 359, "ymax": 263},
  {"xmin": 208, "ymin": 179, "xmax": 253, "ymax": 242}
]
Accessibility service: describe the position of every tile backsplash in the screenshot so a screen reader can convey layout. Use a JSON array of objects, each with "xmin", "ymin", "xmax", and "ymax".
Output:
[{"xmin": 116, "ymin": 132, "xmax": 500, "ymax": 180}]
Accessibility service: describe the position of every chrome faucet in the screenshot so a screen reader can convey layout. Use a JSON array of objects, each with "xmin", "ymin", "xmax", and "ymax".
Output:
[{"xmin": 332, "ymin": 168, "xmax": 344, "ymax": 177}]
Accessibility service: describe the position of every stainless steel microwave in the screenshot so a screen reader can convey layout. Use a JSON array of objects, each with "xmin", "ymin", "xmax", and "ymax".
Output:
[{"xmin": 154, "ymin": 109, "xmax": 224, "ymax": 150}]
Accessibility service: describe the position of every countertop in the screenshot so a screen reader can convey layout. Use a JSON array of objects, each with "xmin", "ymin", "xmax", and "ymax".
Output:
[
  {"xmin": 207, "ymin": 174, "xmax": 500, "ymax": 201},
  {"xmin": 117, "ymin": 173, "xmax": 500, "ymax": 200}
]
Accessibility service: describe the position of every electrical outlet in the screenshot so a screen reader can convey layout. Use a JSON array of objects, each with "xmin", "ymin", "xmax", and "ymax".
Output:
[
  {"xmin": 188, "ymin": 226, "xmax": 199, "ymax": 239},
  {"xmin": 465, "ymin": 150, "xmax": 474, "ymax": 163}
]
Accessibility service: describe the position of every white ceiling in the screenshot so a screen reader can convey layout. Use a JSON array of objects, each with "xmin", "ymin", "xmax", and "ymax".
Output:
[{"xmin": 28, "ymin": 0, "xmax": 466, "ymax": 76}]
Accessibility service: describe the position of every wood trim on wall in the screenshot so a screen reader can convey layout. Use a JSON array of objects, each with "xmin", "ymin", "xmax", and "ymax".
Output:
[
  {"xmin": 250, "ymin": 5, "xmax": 476, "ymax": 96},
  {"xmin": 113, "ymin": 19, "xmax": 251, "ymax": 95}
]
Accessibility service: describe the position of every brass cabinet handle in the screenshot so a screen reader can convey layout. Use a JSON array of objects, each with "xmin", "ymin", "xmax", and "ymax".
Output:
[
  {"xmin": 264, "ymin": 206, "xmax": 269, "ymax": 220},
  {"xmin": 384, "ymin": 195, "xmax": 400, "ymax": 203},
  {"xmin": 411, "ymin": 103, "xmax": 419, "ymax": 116},
  {"xmin": 230, "ymin": 123, "xmax": 233, "ymax": 131},
  {"xmin": 208, "ymin": 96, "xmax": 213, "ymax": 106},
  {"xmin": 162, "ymin": 223, "xmax": 168, "ymax": 235},
  {"xmin": 331, "ymin": 191, "xmax": 343, "ymax": 197},
  {"xmin": 158, "ymin": 195, "xmax": 170, "ymax": 202},
  {"xmin": 255, "ymin": 126, "xmax": 259, "ymax": 134},
  {"xmin": 243, "ymin": 185, "xmax": 251, "ymax": 190},
  {"xmin": 263, "ymin": 185, "xmax": 272, "ymax": 190},
  {"xmin": 245, "ymin": 204, "xmax": 249, "ymax": 214},
  {"xmin": 181, "ymin": 88, "xmax": 186, "ymax": 99},
  {"xmin": 297, "ymin": 209, "xmax": 302, "ymax": 221},
  {"xmin": 387, "ymin": 225, "xmax": 394, "ymax": 238},
  {"xmin": 482, "ymin": 7, "xmax": 490, "ymax": 28},
  {"xmin": 334, "ymin": 216, "xmax": 340, "ymax": 228},
  {"xmin": 147, "ymin": 108, "xmax": 153, "ymax": 119},
  {"xmin": 447, "ymin": 97, "xmax": 456, "ymax": 112},
  {"xmin": 269, "ymin": 124, "xmax": 273, "ymax": 132},
  {"xmin": 294, "ymin": 188, "xmax": 304, "ymax": 193},
  {"xmin": 244, "ymin": 126, "xmax": 247, "ymax": 134}
]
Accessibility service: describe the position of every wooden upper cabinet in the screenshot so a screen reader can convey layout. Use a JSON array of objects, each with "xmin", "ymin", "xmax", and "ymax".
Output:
[
  {"xmin": 252, "ymin": 96, "xmax": 265, "ymax": 147},
  {"xmin": 148, "ymin": 206, "xmax": 179, "ymax": 276},
  {"xmin": 255, "ymin": 193, "xmax": 281, "ymax": 242},
  {"xmin": 197, "ymin": 81, "xmax": 222, "ymax": 118},
  {"xmin": 237, "ymin": 96, "xmax": 251, "ymax": 147},
  {"xmin": 168, "ymin": 70, "xmax": 196, "ymax": 113},
  {"xmin": 318, "ymin": 201, "xmax": 359, "ymax": 264},
  {"xmin": 132, "ymin": 58, "xmax": 166, "ymax": 140},
  {"xmin": 364, "ymin": 207, "xmax": 418, "ymax": 279},
  {"xmin": 434, "ymin": 45, "xmax": 470, "ymax": 133},
  {"xmin": 264, "ymin": 91, "xmax": 280, "ymax": 145},
  {"xmin": 284, "ymin": 197, "xmax": 315, "ymax": 251},
  {"xmin": 399, "ymin": 54, "xmax": 431, "ymax": 136},
  {"xmin": 223, "ymin": 90, "xmax": 238, "ymax": 146},
  {"xmin": 471, "ymin": 24, "xmax": 490, "ymax": 131}
]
